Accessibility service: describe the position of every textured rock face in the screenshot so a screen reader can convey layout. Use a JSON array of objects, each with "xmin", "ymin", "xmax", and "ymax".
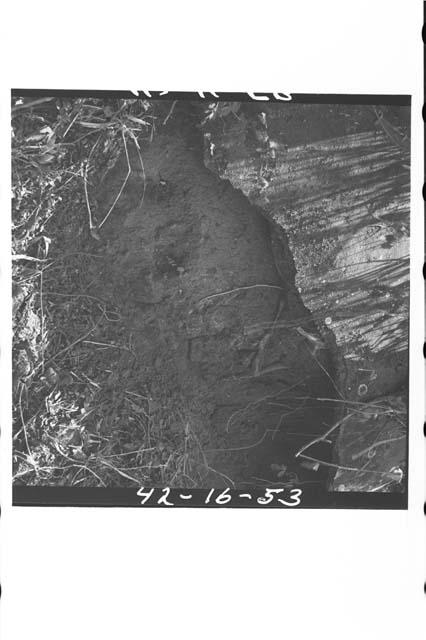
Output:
[{"xmin": 203, "ymin": 103, "xmax": 409, "ymax": 491}]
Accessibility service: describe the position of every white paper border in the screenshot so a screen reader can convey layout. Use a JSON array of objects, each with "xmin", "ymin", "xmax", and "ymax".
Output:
[{"xmin": 1, "ymin": 2, "xmax": 424, "ymax": 638}]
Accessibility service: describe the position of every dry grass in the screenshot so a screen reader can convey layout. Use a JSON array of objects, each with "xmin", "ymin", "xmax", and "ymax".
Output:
[{"xmin": 12, "ymin": 95, "xmax": 211, "ymax": 488}]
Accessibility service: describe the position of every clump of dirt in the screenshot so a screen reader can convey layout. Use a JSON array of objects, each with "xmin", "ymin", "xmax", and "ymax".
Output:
[{"xmin": 86, "ymin": 128, "xmax": 338, "ymax": 487}]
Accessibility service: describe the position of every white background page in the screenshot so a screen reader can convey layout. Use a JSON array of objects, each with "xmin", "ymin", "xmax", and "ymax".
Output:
[{"xmin": 1, "ymin": 2, "xmax": 424, "ymax": 638}]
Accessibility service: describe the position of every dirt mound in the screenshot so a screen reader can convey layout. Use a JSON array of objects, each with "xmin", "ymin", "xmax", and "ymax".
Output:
[{"xmin": 84, "ymin": 131, "xmax": 336, "ymax": 487}]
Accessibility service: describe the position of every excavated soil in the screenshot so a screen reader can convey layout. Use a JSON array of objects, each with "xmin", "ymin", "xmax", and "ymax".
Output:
[{"xmin": 78, "ymin": 128, "xmax": 337, "ymax": 487}]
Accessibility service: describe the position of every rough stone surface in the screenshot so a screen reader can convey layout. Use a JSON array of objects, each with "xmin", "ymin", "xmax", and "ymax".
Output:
[{"xmin": 203, "ymin": 103, "xmax": 409, "ymax": 491}]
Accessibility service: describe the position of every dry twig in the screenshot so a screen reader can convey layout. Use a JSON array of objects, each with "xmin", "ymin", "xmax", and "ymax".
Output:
[
  {"xmin": 98, "ymin": 129, "xmax": 131, "ymax": 229},
  {"xmin": 351, "ymin": 435, "xmax": 405, "ymax": 461},
  {"xmin": 163, "ymin": 100, "xmax": 177, "ymax": 125},
  {"xmin": 197, "ymin": 284, "xmax": 283, "ymax": 308}
]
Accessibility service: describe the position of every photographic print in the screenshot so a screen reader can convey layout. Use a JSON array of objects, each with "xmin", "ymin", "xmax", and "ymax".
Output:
[{"xmin": 11, "ymin": 91, "xmax": 410, "ymax": 507}]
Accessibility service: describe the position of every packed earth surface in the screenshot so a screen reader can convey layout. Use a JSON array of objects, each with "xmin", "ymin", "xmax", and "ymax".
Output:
[{"xmin": 12, "ymin": 97, "xmax": 409, "ymax": 491}]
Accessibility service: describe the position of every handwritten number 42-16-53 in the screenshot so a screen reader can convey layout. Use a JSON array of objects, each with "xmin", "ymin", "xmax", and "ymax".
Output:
[{"xmin": 136, "ymin": 487, "xmax": 302, "ymax": 507}]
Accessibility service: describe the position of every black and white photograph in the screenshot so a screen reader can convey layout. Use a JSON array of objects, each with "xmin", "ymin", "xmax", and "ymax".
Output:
[
  {"xmin": 2, "ymin": 2, "xmax": 424, "ymax": 640},
  {"xmin": 11, "ymin": 92, "xmax": 410, "ymax": 507}
]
